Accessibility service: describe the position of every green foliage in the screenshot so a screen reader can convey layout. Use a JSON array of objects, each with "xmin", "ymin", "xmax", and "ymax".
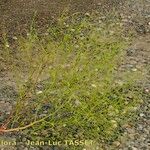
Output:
[{"xmin": 1, "ymin": 12, "xmax": 142, "ymax": 149}]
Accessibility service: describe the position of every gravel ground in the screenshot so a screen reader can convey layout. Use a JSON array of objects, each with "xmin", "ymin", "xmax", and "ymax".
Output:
[
  {"xmin": 0, "ymin": 0, "xmax": 150, "ymax": 150},
  {"xmin": 106, "ymin": 35, "xmax": 150, "ymax": 150},
  {"xmin": 0, "ymin": 0, "xmax": 118, "ymax": 38}
]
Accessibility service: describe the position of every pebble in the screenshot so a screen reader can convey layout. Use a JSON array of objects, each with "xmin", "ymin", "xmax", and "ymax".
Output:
[
  {"xmin": 12, "ymin": 36, "xmax": 18, "ymax": 40},
  {"xmin": 139, "ymin": 113, "xmax": 145, "ymax": 117},
  {"xmin": 36, "ymin": 91, "xmax": 43, "ymax": 94},
  {"xmin": 131, "ymin": 147, "xmax": 138, "ymax": 150},
  {"xmin": 144, "ymin": 88, "xmax": 149, "ymax": 93},
  {"xmin": 131, "ymin": 68, "xmax": 137, "ymax": 72},
  {"xmin": 113, "ymin": 141, "xmax": 121, "ymax": 147},
  {"xmin": 85, "ymin": 12, "xmax": 90, "ymax": 16},
  {"xmin": 22, "ymin": 137, "xmax": 27, "ymax": 142},
  {"xmin": 130, "ymin": 60, "xmax": 137, "ymax": 65}
]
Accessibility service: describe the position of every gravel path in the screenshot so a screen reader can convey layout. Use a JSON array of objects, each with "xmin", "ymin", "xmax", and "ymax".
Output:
[
  {"xmin": 0, "ymin": 0, "xmax": 150, "ymax": 150},
  {"xmin": 107, "ymin": 35, "xmax": 150, "ymax": 150}
]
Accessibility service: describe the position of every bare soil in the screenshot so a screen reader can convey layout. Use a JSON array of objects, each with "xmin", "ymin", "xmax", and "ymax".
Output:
[{"xmin": 0, "ymin": 0, "xmax": 126, "ymax": 37}]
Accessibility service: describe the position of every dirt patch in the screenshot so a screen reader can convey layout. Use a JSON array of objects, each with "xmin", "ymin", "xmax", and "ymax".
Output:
[{"xmin": 0, "ymin": 0, "xmax": 126, "ymax": 37}]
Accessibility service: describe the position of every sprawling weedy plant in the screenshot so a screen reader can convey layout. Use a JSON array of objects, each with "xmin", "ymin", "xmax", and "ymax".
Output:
[{"xmin": 0, "ymin": 12, "xmax": 142, "ymax": 150}]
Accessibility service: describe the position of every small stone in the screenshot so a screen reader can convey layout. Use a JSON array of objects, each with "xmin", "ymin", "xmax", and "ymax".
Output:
[
  {"xmin": 131, "ymin": 147, "xmax": 138, "ymax": 150},
  {"xmin": 145, "ymin": 88, "xmax": 149, "ymax": 93},
  {"xmin": 6, "ymin": 111, "xmax": 11, "ymax": 115},
  {"xmin": 43, "ymin": 110, "xmax": 48, "ymax": 114},
  {"xmin": 98, "ymin": 20, "xmax": 102, "ymax": 23},
  {"xmin": 138, "ymin": 125, "xmax": 143, "ymax": 130},
  {"xmin": 39, "ymin": 114, "xmax": 47, "ymax": 118},
  {"xmin": 130, "ymin": 60, "xmax": 137, "ymax": 65},
  {"xmin": 132, "ymin": 68, "xmax": 137, "ymax": 72},
  {"xmin": 122, "ymin": 19, "xmax": 129, "ymax": 22},
  {"xmin": 12, "ymin": 36, "xmax": 18, "ymax": 40},
  {"xmin": 44, "ymin": 32, "xmax": 49, "ymax": 36},
  {"xmin": 136, "ymin": 65, "xmax": 142, "ymax": 69},
  {"xmin": 127, "ymin": 64, "xmax": 134, "ymax": 68},
  {"xmin": 22, "ymin": 137, "xmax": 27, "ymax": 142},
  {"xmin": 127, "ymin": 95, "xmax": 133, "ymax": 99},
  {"xmin": 139, "ymin": 113, "xmax": 145, "ymax": 117},
  {"xmin": 36, "ymin": 91, "xmax": 43, "ymax": 94},
  {"xmin": 113, "ymin": 141, "xmax": 120, "ymax": 147},
  {"xmin": 85, "ymin": 12, "xmax": 90, "ymax": 16}
]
